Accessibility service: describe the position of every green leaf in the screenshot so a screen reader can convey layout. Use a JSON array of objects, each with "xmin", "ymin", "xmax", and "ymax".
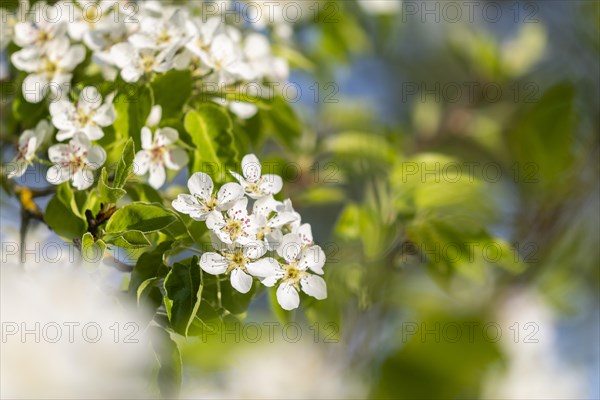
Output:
[
  {"xmin": 325, "ymin": 131, "xmax": 395, "ymax": 165},
  {"xmin": 81, "ymin": 232, "xmax": 106, "ymax": 265},
  {"xmin": 149, "ymin": 327, "xmax": 182, "ymax": 399},
  {"xmin": 221, "ymin": 279, "xmax": 256, "ymax": 315},
  {"xmin": 261, "ymin": 96, "xmax": 301, "ymax": 149},
  {"xmin": 507, "ymin": 82, "xmax": 575, "ymax": 194},
  {"xmin": 104, "ymin": 230, "xmax": 150, "ymax": 248},
  {"xmin": 129, "ymin": 242, "xmax": 172, "ymax": 296},
  {"xmin": 184, "ymin": 104, "xmax": 238, "ymax": 181},
  {"xmin": 163, "ymin": 256, "xmax": 203, "ymax": 336},
  {"xmin": 151, "ymin": 69, "xmax": 192, "ymax": 118},
  {"xmin": 113, "ymin": 138, "xmax": 135, "ymax": 188},
  {"xmin": 98, "ymin": 168, "xmax": 127, "ymax": 204},
  {"xmin": 105, "ymin": 203, "xmax": 176, "ymax": 233},
  {"xmin": 45, "ymin": 183, "xmax": 87, "ymax": 240},
  {"xmin": 113, "ymin": 84, "xmax": 153, "ymax": 151}
]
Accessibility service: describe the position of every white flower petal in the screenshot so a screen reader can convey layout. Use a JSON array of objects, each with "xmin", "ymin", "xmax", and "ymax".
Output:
[
  {"xmin": 259, "ymin": 174, "xmax": 283, "ymax": 196},
  {"xmin": 46, "ymin": 165, "xmax": 70, "ymax": 186},
  {"xmin": 148, "ymin": 163, "xmax": 166, "ymax": 189},
  {"xmin": 246, "ymin": 257, "xmax": 280, "ymax": 279},
  {"xmin": 276, "ymin": 282, "xmax": 300, "ymax": 310},
  {"xmin": 298, "ymin": 246, "xmax": 326, "ymax": 274},
  {"xmin": 92, "ymin": 104, "xmax": 116, "ymax": 127},
  {"xmin": 187, "ymin": 172, "xmax": 213, "ymax": 200},
  {"xmin": 141, "ymin": 127, "xmax": 153, "ymax": 150},
  {"xmin": 86, "ymin": 146, "xmax": 106, "ymax": 169},
  {"xmin": 22, "ymin": 74, "xmax": 48, "ymax": 103},
  {"xmin": 48, "ymin": 144, "xmax": 69, "ymax": 163},
  {"xmin": 241, "ymin": 153, "xmax": 261, "ymax": 183},
  {"xmin": 276, "ymin": 233, "xmax": 303, "ymax": 263},
  {"xmin": 146, "ymin": 105, "xmax": 162, "ymax": 127},
  {"xmin": 300, "ymin": 275, "xmax": 327, "ymax": 300},
  {"xmin": 72, "ymin": 168, "xmax": 95, "ymax": 190},
  {"xmin": 199, "ymin": 252, "xmax": 228, "ymax": 275},
  {"xmin": 230, "ymin": 268, "xmax": 253, "ymax": 294},
  {"xmin": 216, "ymin": 182, "xmax": 244, "ymax": 209},
  {"xmin": 155, "ymin": 127, "xmax": 178, "ymax": 146},
  {"xmin": 164, "ymin": 148, "xmax": 188, "ymax": 170},
  {"xmin": 133, "ymin": 150, "xmax": 151, "ymax": 175}
]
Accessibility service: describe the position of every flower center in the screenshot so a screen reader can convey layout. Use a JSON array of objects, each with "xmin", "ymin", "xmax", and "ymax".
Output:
[
  {"xmin": 157, "ymin": 29, "xmax": 172, "ymax": 45},
  {"xmin": 224, "ymin": 249, "xmax": 248, "ymax": 273},
  {"xmin": 141, "ymin": 53, "xmax": 155, "ymax": 72},
  {"xmin": 283, "ymin": 262, "xmax": 306, "ymax": 286},
  {"xmin": 150, "ymin": 146, "xmax": 165, "ymax": 164},
  {"xmin": 223, "ymin": 218, "xmax": 243, "ymax": 240}
]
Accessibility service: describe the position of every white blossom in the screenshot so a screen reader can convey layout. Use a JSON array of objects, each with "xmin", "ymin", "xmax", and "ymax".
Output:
[
  {"xmin": 49, "ymin": 86, "xmax": 116, "ymax": 141},
  {"xmin": 128, "ymin": 9, "xmax": 191, "ymax": 51},
  {"xmin": 7, "ymin": 120, "xmax": 52, "ymax": 179},
  {"xmin": 206, "ymin": 197, "xmax": 259, "ymax": 246},
  {"xmin": 230, "ymin": 154, "xmax": 283, "ymax": 199},
  {"xmin": 172, "ymin": 172, "xmax": 244, "ymax": 221},
  {"xmin": 11, "ymin": 39, "xmax": 86, "ymax": 103},
  {"xmin": 13, "ymin": 2, "xmax": 67, "ymax": 49},
  {"xmin": 110, "ymin": 42, "xmax": 177, "ymax": 82},
  {"xmin": 133, "ymin": 126, "xmax": 189, "ymax": 189},
  {"xmin": 253, "ymin": 195, "xmax": 298, "ymax": 250},
  {"xmin": 46, "ymin": 132, "xmax": 106, "ymax": 190},
  {"xmin": 270, "ymin": 233, "xmax": 327, "ymax": 310},
  {"xmin": 199, "ymin": 238, "xmax": 279, "ymax": 294}
]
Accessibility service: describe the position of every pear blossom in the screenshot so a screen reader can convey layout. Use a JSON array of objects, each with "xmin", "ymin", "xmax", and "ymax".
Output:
[
  {"xmin": 128, "ymin": 9, "xmax": 191, "ymax": 51},
  {"xmin": 0, "ymin": 0, "xmax": 29, "ymax": 50},
  {"xmin": 133, "ymin": 127, "xmax": 189, "ymax": 189},
  {"xmin": 46, "ymin": 132, "xmax": 106, "ymax": 190},
  {"xmin": 110, "ymin": 42, "xmax": 177, "ymax": 82},
  {"xmin": 7, "ymin": 120, "xmax": 53, "ymax": 179},
  {"xmin": 49, "ymin": 86, "xmax": 116, "ymax": 141},
  {"xmin": 199, "ymin": 238, "xmax": 279, "ymax": 293},
  {"xmin": 269, "ymin": 233, "xmax": 327, "ymax": 311},
  {"xmin": 243, "ymin": 33, "xmax": 289, "ymax": 82},
  {"xmin": 200, "ymin": 33, "xmax": 255, "ymax": 85},
  {"xmin": 65, "ymin": 0, "xmax": 117, "ymax": 42},
  {"xmin": 206, "ymin": 197, "xmax": 259, "ymax": 246},
  {"xmin": 11, "ymin": 39, "xmax": 86, "ymax": 103},
  {"xmin": 253, "ymin": 195, "xmax": 298, "ymax": 250},
  {"xmin": 172, "ymin": 172, "xmax": 244, "ymax": 221},
  {"xmin": 13, "ymin": 2, "xmax": 67, "ymax": 49},
  {"xmin": 230, "ymin": 154, "xmax": 283, "ymax": 199}
]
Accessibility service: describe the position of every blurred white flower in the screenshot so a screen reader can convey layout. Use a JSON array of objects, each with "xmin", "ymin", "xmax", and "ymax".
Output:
[
  {"xmin": 11, "ymin": 39, "xmax": 86, "ymax": 103},
  {"xmin": 49, "ymin": 86, "xmax": 116, "ymax": 141},
  {"xmin": 128, "ymin": 9, "xmax": 191, "ymax": 51},
  {"xmin": 7, "ymin": 120, "xmax": 52, "ymax": 179},
  {"xmin": 133, "ymin": 126, "xmax": 188, "ymax": 189},
  {"xmin": 110, "ymin": 42, "xmax": 177, "ymax": 82},
  {"xmin": 13, "ymin": 1, "xmax": 67, "ymax": 49},
  {"xmin": 46, "ymin": 132, "xmax": 106, "ymax": 190},
  {"xmin": 172, "ymin": 172, "xmax": 244, "ymax": 221}
]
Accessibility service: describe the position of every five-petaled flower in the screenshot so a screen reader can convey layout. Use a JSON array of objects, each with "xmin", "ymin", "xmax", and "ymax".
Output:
[
  {"xmin": 46, "ymin": 132, "xmax": 106, "ymax": 190},
  {"xmin": 11, "ymin": 38, "xmax": 86, "ymax": 103},
  {"xmin": 133, "ymin": 126, "xmax": 189, "ymax": 189},
  {"xmin": 49, "ymin": 86, "xmax": 116, "ymax": 141},
  {"xmin": 199, "ymin": 239, "xmax": 280, "ymax": 294},
  {"xmin": 230, "ymin": 154, "xmax": 283, "ymax": 199},
  {"xmin": 269, "ymin": 233, "xmax": 328, "ymax": 311},
  {"xmin": 8, "ymin": 120, "xmax": 53, "ymax": 179},
  {"xmin": 206, "ymin": 197, "xmax": 259, "ymax": 246},
  {"xmin": 172, "ymin": 172, "xmax": 244, "ymax": 221}
]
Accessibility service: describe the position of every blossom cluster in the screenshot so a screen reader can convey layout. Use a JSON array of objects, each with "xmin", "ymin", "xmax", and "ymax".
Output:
[
  {"xmin": 172, "ymin": 154, "xmax": 327, "ymax": 310},
  {"xmin": 5, "ymin": 1, "xmax": 290, "ymax": 189},
  {"xmin": 5, "ymin": 1, "xmax": 288, "ymax": 118}
]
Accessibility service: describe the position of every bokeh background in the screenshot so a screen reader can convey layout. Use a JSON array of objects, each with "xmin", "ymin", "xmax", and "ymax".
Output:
[{"xmin": 1, "ymin": 0, "xmax": 599, "ymax": 399}]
